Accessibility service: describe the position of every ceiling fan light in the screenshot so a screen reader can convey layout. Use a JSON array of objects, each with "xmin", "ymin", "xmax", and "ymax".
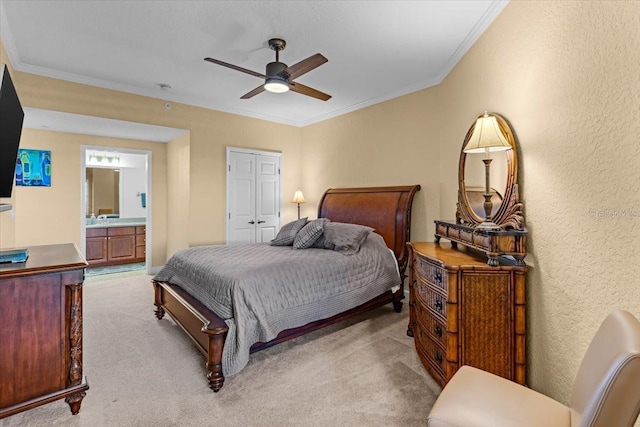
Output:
[{"xmin": 264, "ymin": 77, "xmax": 290, "ymax": 93}]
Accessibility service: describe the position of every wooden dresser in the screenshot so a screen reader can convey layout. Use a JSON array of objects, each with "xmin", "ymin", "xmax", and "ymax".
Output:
[
  {"xmin": 0, "ymin": 244, "xmax": 89, "ymax": 418},
  {"xmin": 407, "ymin": 242, "xmax": 527, "ymax": 388}
]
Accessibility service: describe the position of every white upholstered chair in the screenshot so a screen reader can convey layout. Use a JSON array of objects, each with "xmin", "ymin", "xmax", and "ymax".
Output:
[{"xmin": 427, "ymin": 310, "xmax": 640, "ymax": 427}]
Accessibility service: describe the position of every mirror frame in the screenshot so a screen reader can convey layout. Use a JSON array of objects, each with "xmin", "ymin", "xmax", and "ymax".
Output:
[{"xmin": 456, "ymin": 113, "xmax": 525, "ymax": 230}]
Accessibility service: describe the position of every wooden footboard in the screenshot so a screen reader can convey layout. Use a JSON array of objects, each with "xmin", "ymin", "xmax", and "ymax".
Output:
[
  {"xmin": 153, "ymin": 279, "xmax": 404, "ymax": 391},
  {"xmin": 153, "ymin": 281, "xmax": 228, "ymax": 392}
]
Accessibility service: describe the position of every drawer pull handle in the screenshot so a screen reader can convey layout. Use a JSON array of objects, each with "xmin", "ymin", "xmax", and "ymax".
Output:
[
  {"xmin": 434, "ymin": 325, "xmax": 443, "ymax": 337},
  {"xmin": 435, "ymin": 352, "xmax": 443, "ymax": 364},
  {"xmin": 434, "ymin": 299, "xmax": 443, "ymax": 312},
  {"xmin": 434, "ymin": 271, "xmax": 443, "ymax": 284}
]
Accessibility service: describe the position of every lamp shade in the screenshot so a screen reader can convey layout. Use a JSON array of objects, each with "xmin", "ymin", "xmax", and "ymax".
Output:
[
  {"xmin": 291, "ymin": 190, "xmax": 305, "ymax": 204},
  {"xmin": 463, "ymin": 113, "xmax": 512, "ymax": 153}
]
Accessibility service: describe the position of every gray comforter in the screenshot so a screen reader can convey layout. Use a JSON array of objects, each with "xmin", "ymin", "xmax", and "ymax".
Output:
[{"xmin": 153, "ymin": 232, "xmax": 400, "ymax": 377}]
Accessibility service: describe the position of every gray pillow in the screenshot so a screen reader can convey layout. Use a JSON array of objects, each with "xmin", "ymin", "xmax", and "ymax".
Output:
[
  {"xmin": 323, "ymin": 222, "xmax": 374, "ymax": 255},
  {"xmin": 271, "ymin": 217, "xmax": 308, "ymax": 246},
  {"xmin": 293, "ymin": 218, "xmax": 329, "ymax": 249},
  {"xmin": 311, "ymin": 232, "xmax": 334, "ymax": 250}
]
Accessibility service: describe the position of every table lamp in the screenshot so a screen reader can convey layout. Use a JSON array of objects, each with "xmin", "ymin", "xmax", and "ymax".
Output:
[
  {"xmin": 291, "ymin": 190, "xmax": 305, "ymax": 219},
  {"xmin": 463, "ymin": 112, "xmax": 512, "ymax": 230}
]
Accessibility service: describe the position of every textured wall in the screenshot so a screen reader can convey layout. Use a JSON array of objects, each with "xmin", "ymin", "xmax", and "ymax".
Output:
[
  {"xmin": 450, "ymin": 0, "xmax": 640, "ymax": 405},
  {"xmin": 303, "ymin": 0, "xmax": 640, "ymax": 412}
]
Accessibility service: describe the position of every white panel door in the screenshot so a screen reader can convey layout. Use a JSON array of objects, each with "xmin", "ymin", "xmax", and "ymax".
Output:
[
  {"xmin": 228, "ymin": 151, "xmax": 256, "ymax": 243},
  {"xmin": 255, "ymin": 154, "xmax": 280, "ymax": 242},
  {"xmin": 227, "ymin": 149, "xmax": 281, "ymax": 243}
]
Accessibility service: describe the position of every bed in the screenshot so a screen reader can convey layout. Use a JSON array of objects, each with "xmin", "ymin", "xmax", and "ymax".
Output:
[{"xmin": 152, "ymin": 185, "xmax": 420, "ymax": 392}]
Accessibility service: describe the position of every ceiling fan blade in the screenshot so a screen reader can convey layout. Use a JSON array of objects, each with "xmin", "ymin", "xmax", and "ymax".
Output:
[
  {"xmin": 289, "ymin": 81, "xmax": 331, "ymax": 101},
  {"xmin": 281, "ymin": 53, "xmax": 328, "ymax": 80},
  {"xmin": 204, "ymin": 57, "xmax": 266, "ymax": 79},
  {"xmin": 240, "ymin": 85, "xmax": 266, "ymax": 99}
]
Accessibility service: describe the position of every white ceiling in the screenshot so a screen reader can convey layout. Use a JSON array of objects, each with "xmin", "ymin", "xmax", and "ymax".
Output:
[{"xmin": 1, "ymin": 0, "xmax": 507, "ymax": 139}]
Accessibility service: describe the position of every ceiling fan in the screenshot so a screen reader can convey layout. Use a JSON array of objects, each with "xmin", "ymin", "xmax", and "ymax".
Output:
[{"xmin": 204, "ymin": 38, "xmax": 331, "ymax": 101}]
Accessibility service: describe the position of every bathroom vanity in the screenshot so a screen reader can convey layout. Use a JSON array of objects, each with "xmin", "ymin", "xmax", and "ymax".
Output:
[{"xmin": 85, "ymin": 221, "xmax": 146, "ymax": 267}]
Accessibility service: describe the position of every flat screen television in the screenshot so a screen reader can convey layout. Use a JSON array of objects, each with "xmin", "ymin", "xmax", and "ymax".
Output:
[{"xmin": 0, "ymin": 64, "xmax": 25, "ymax": 203}]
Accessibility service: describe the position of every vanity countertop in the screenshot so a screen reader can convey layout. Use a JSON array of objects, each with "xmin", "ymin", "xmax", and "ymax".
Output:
[{"xmin": 86, "ymin": 218, "xmax": 146, "ymax": 229}]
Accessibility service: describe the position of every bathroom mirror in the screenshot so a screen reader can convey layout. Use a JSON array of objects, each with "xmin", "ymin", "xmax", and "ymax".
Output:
[{"xmin": 86, "ymin": 167, "xmax": 119, "ymax": 217}]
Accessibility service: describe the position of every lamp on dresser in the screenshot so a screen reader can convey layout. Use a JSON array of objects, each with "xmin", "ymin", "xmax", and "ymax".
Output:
[{"xmin": 462, "ymin": 112, "xmax": 512, "ymax": 230}]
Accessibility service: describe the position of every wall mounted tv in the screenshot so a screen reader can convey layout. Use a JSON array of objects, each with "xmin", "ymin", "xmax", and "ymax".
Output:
[{"xmin": 0, "ymin": 64, "xmax": 25, "ymax": 202}]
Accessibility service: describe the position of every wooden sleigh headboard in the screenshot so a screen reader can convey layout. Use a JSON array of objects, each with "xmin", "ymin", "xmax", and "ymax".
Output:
[{"xmin": 317, "ymin": 185, "xmax": 421, "ymax": 276}]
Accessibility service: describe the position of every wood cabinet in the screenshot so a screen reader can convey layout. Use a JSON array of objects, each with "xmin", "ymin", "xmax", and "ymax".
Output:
[
  {"xmin": 0, "ymin": 244, "xmax": 89, "ymax": 418},
  {"xmin": 407, "ymin": 242, "xmax": 527, "ymax": 388},
  {"xmin": 135, "ymin": 226, "xmax": 146, "ymax": 261},
  {"xmin": 86, "ymin": 225, "xmax": 146, "ymax": 267}
]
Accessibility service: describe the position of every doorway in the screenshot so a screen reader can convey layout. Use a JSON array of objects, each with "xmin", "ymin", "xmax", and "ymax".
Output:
[{"xmin": 80, "ymin": 146, "xmax": 152, "ymax": 274}]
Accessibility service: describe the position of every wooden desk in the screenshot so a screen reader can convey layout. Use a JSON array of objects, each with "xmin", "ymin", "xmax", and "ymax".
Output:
[{"xmin": 0, "ymin": 244, "xmax": 89, "ymax": 419}]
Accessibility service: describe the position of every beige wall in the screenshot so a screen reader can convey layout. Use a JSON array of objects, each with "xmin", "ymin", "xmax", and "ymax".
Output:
[
  {"xmin": 301, "ymin": 87, "xmax": 443, "ymax": 240},
  {"xmin": 302, "ymin": 0, "xmax": 640, "ymax": 409},
  {"xmin": 166, "ymin": 131, "xmax": 190, "ymax": 258},
  {"xmin": 6, "ymin": 129, "xmax": 169, "ymax": 269}
]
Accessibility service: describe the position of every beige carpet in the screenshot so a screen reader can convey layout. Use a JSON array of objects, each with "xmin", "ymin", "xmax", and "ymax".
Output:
[{"xmin": 3, "ymin": 274, "xmax": 441, "ymax": 426}]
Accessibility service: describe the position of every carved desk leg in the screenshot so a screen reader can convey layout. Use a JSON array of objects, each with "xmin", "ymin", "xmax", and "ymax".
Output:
[{"xmin": 65, "ymin": 283, "xmax": 87, "ymax": 414}]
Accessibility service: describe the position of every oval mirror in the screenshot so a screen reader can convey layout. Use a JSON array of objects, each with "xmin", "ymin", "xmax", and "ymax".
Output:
[{"xmin": 457, "ymin": 113, "xmax": 522, "ymax": 229}]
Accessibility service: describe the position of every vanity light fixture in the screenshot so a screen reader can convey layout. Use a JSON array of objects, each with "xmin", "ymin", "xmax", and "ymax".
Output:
[
  {"xmin": 463, "ymin": 112, "xmax": 512, "ymax": 230},
  {"xmin": 291, "ymin": 190, "xmax": 305, "ymax": 219},
  {"xmin": 87, "ymin": 151, "xmax": 120, "ymax": 166}
]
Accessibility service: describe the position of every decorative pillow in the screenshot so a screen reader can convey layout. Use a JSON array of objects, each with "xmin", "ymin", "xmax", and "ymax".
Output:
[
  {"xmin": 311, "ymin": 232, "xmax": 334, "ymax": 250},
  {"xmin": 293, "ymin": 218, "xmax": 330, "ymax": 249},
  {"xmin": 323, "ymin": 222, "xmax": 374, "ymax": 255},
  {"xmin": 271, "ymin": 217, "xmax": 308, "ymax": 246}
]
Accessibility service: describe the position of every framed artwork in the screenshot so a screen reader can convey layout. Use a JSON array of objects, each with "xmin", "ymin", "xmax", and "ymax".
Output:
[{"xmin": 15, "ymin": 148, "xmax": 51, "ymax": 187}]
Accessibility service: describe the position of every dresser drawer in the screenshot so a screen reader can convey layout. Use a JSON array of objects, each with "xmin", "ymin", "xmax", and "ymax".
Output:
[
  {"xmin": 415, "ymin": 306, "xmax": 447, "ymax": 349},
  {"xmin": 108, "ymin": 226, "xmax": 135, "ymax": 236},
  {"xmin": 414, "ymin": 278, "xmax": 447, "ymax": 319},
  {"xmin": 414, "ymin": 255, "xmax": 447, "ymax": 292},
  {"xmin": 415, "ymin": 326, "xmax": 447, "ymax": 381}
]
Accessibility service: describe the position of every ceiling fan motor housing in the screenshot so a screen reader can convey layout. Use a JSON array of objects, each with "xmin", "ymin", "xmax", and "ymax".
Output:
[{"xmin": 266, "ymin": 61, "xmax": 288, "ymax": 79}]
